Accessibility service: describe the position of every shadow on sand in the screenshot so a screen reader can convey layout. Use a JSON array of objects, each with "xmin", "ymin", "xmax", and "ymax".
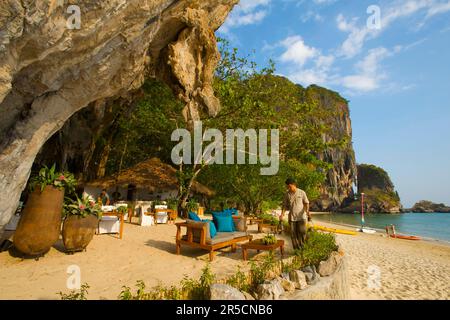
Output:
[{"xmin": 144, "ymin": 238, "xmax": 249, "ymax": 262}]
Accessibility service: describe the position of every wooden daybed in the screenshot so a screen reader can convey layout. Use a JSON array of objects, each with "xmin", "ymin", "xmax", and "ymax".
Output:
[{"xmin": 175, "ymin": 216, "xmax": 252, "ymax": 261}]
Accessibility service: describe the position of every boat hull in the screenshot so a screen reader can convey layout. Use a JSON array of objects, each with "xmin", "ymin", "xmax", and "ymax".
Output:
[
  {"xmin": 313, "ymin": 225, "xmax": 357, "ymax": 236},
  {"xmin": 390, "ymin": 234, "xmax": 421, "ymax": 240}
]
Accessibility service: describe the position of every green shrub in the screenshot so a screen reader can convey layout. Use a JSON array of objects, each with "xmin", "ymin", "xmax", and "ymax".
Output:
[
  {"xmin": 248, "ymin": 252, "xmax": 276, "ymax": 293},
  {"xmin": 281, "ymin": 256, "xmax": 302, "ymax": 274},
  {"xmin": 58, "ymin": 283, "xmax": 89, "ymax": 300},
  {"xmin": 225, "ymin": 267, "xmax": 250, "ymax": 293},
  {"xmin": 181, "ymin": 263, "xmax": 215, "ymax": 300},
  {"xmin": 261, "ymin": 234, "xmax": 277, "ymax": 245},
  {"xmin": 258, "ymin": 213, "xmax": 279, "ymax": 226},
  {"xmin": 118, "ymin": 264, "xmax": 214, "ymax": 300},
  {"xmin": 295, "ymin": 230, "xmax": 338, "ymax": 268},
  {"xmin": 261, "ymin": 200, "xmax": 280, "ymax": 214}
]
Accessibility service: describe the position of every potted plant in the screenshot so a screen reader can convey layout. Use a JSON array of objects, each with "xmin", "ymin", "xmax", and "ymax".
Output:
[
  {"xmin": 14, "ymin": 164, "xmax": 76, "ymax": 257},
  {"xmin": 116, "ymin": 205, "xmax": 128, "ymax": 215},
  {"xmin": 185, "ymin": 199, "xmax": 199, "ymax": 214},
  {"xmin": 152, "ymin": 199, "xmax": 164, "ymax": 209},
  {"xmin": 62, "ymin": 196, "xmax": 102, "ymax": 253},
  {"xmin": 166, "ymin": 198, "xmax": 178, "ymax": 211},
  {"xmin": 261, "ymin": 234, "xmax": 277, "ymax": 245}
]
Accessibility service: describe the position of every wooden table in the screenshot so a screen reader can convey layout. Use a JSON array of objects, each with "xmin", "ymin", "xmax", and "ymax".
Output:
[
  {"xmin": 101, "ymin": 212, "xmax": 124, "ymax": 239},
  {"xmin": 241, "ymin": 239, "xmax": 284, "ymax": 261},
  {"xmin": 258, "ymin": 222, "xmax": 279, "ymax": 233},
  {"xmin": 247, "ymin": 217, "xmax": 263, "ymax": 225},
  {"xmin": 145, "ymin": 209, "xmax": 176, "ymax": 225},
  {"xmin": 168, "ymin": 210, "xmax": 178, "ymax": 224}
]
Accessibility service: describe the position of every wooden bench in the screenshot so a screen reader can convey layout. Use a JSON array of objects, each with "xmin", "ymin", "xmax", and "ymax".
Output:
[{"xmin": 175, "ymin": 220, "xmax": 252, "ymax": 261}]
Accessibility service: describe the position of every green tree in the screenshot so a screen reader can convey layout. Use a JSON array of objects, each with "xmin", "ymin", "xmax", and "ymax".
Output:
[{"xmin": 105, "ymin": 79, "xmax": 185, "ymax": 175}]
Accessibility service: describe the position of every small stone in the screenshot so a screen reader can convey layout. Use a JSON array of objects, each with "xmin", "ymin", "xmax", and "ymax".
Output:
[
  {"xmin": 289, "ymin": 270, "xmax": 308, "ymax": 289},
  {"xmin": 242, "ymin": 291, "xmax": 255, "ymax": 300},
  {"xmin": 280, "ymin": 277, "xmax": 296, "ymax": 292},
  {"xmin": 257, "ymin": 278, "xmax": 285, "ymax": 300},
  {"xmin": 301, "ymin": 265, "xmax": 321, "ymax": 285},
  {"xmin": 301, "ymin": 265, "xmax": 315, "ymax": 274},
  {"xmin": 318, "ymin": 251, "xmax": 342, "ymax": 277},
  {"xmin": 210, "ymin": 284, "xmax": 246, "ymax": 300}
]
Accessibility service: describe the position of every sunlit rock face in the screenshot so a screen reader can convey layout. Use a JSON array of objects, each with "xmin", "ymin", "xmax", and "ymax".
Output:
[
  {"xmin": 305, "ymin": 86, "xmax": 357, "ymax": 212},
  {"xmin": 0, "ymin": 0, "xmax": 237, "ymax": 232}
]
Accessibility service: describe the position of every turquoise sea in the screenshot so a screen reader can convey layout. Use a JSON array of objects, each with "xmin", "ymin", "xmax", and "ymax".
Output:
[{"xmin": 313, "ymin": 212, "xmax": 450, "ymax": 243}]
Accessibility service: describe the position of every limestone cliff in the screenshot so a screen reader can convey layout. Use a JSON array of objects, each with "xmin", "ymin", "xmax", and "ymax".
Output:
[
  {"xmin": 0, "ymin": 0, "xmax": 237, "ymax": 232},
  {"xmin": 303, "ymin": 86, "xmax": 357, "ymax": 212},
  {"xmin": 340, "ymin": 164, "xmax": 402, "ymax": 213}
]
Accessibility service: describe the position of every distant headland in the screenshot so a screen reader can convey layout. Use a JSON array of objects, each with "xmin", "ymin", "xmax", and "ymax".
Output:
[{"xmin": 404, "ymin": 200, "xmax": 450, "ymax": 213}]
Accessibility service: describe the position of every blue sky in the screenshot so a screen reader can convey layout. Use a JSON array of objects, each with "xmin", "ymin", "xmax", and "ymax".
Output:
[{"xmin": 217, "ymin": 0, "xmax": 450, "ymax": 207}]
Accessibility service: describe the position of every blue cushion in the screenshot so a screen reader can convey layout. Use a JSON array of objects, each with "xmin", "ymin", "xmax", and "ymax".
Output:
[
  {"xmin": 188, "ymin": 212, "xmax": 201, "ymax": 221},
  {"xmin": 203, "ymin": 219, "xmax": 217, "ymax": 238},
  {"xmin": 212, "ymin": 211, "xmax": 235, "ymax": 232}
]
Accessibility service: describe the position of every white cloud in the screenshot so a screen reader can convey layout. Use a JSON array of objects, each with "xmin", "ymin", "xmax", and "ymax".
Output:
[
  {"xmin": 313, "ymin": 0, "xmax": 337, "ymax": 4},
  {"xmin": 300, "ymin": 10, "xmax": 324, "ymax": 23},
  {"xmin": 338, "ymin": 47, "xmax": 391, "ymax": 92},
  {"xmin": 336, "ymin": 14, "xmax": 376, "ymax": 58},
  {"xmin": 336, "ymin": 0, "xmax": 450, "ymax": 58},
  {"xmin": 272, "ymin": 34, "xmax": 411, "ymax": 93},
  {"xmin": 426, "ymin": 0, "xmax": 450, "ymax": 18},
  {"xmin": 340, "ymin": 75, "xmax": 379, "ymax": 92},
  {"xmin": 239, "ymin": 0, "xmax": 271, "ymax": 12},
  {"xmin": 219, "ymin": 0, "xmax": 271, "ymax": 33},
  {"xmin": 272, "ymin": 35, "xmax": 336, "ymax": 86},
  {"xmin": 336, "ymin": 13, "xmax": 358, "ymax": 32},
  {"xmin": 279, "ymin": 36, "xmax": 319, "ymax": 66}
]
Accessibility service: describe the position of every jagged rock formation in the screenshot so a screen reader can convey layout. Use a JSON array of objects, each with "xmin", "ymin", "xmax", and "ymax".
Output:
[
  {"xmin": 304, "ymin": 86, "xmax": 357, "ymax": 212},
  {"xmin": 411, "ymin": 201, "xmax": 450, "ymax": 213},
  {"xmin": 340, "ymin": 164, "xmax": 402, "ymax": 213},
  {"xmin": 0, "ymin": 0, "xmax": 237, "ymax": 233}
]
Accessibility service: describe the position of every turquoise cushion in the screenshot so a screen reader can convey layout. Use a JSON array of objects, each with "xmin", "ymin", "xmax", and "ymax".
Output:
[
  {"xmin": 231, "ymin": 208, "xmax": 238, "ymax": 216},
  {"xmin": 188, "ymin": 212, "xmax": 201, "ymax": 221},
  {"xmin": 203, "ymin": 219, "xmax": 217, "ymax": 238},
  {"xmin": 212, "ymin": 211, "xmax": 235, "ymax": 232}
]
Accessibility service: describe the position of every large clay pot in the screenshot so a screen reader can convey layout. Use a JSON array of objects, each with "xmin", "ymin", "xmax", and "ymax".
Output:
[
  {"xmin": 62, "ymin": 215, "xmax": 98, "ymax": 252},
  {"xmin": 14, "ymin": 186, "xmax": 64, "ymax": 256}
]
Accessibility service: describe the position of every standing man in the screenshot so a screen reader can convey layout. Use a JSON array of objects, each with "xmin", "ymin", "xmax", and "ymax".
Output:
[
  {"xmin": 280, "ymin": 178, "xmax": 311, "ymax": 249},
  {"xmin": 99, "ymin": 189, "xmax": 111, "ymax": 206}
]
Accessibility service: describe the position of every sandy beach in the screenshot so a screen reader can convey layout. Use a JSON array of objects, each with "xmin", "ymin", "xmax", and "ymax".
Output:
[
  {"xmin": 316, "ymin": 221, "xmax": 450, "ymax": 300},
  {"xmin": 1, "ymin": 219, "xmax": 449, "ymax": 300}
]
